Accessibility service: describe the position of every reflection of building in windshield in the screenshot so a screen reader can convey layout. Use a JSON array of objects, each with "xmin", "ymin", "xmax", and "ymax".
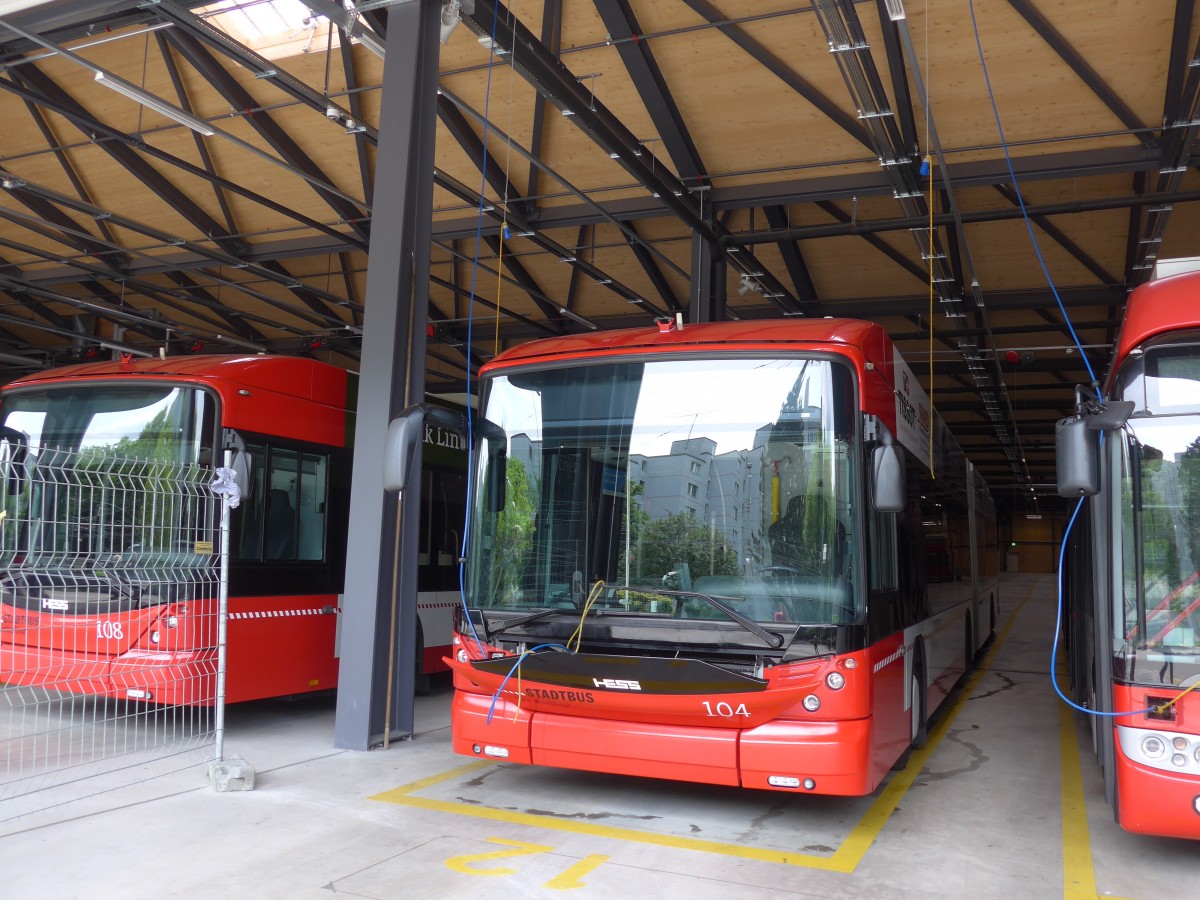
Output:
[
  {"xmin": 638, "ymin": 437, "xmax": 758, "ymax": 562},
  {"xmin": 506, "ymin": 432, "xmax": 761, "ymax": 570}
]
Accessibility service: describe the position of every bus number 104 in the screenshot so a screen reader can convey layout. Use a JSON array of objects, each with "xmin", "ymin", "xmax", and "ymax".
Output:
[{"xmin": 701, "ymin": 701, "xmax": 750, "ymax": 718}]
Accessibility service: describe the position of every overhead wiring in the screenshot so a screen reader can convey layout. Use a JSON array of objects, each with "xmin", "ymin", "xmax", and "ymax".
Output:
[
  {"xmin": 457, "ymin": 2, "xmax": 504, "ymax": 653},
  {"xmin": 966, "ymin": 0, "xmax": 1098, "ymax": 389}
]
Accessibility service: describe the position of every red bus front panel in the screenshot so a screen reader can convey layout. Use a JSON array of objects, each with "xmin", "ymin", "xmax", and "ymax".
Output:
[{"xmin": 1111, "ymin": 684, "xmax": 1200, "ymax": 838}]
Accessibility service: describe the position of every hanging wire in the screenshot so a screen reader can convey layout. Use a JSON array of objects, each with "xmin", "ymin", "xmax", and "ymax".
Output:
[
  {"xmin": 457, "ymin": 5, "xmax": 504, "ymax": 652},
  {"xmin": 967, "ymin": 0, "xmax": 1097, "ymax": 388},
  {"xmin": 1051, "ymin": 494, "xmax": 1160, "ymax": 718}
]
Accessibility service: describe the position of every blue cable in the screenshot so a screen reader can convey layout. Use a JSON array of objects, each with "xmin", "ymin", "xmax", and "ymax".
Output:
[
  {"xmin": 967, "ymin": 0, "xmax": 1098, "ymax": 389},
  {"xmin": 1052, "ymin": 489, "xmax": 1156, "ymax": 718},
  {"xmin": 457, "ymin": 6, "xmax": 503, "ymax": 650},
  {"xmin": 485, "ymin": 643, "xmax": 572, "ymax": 723}
]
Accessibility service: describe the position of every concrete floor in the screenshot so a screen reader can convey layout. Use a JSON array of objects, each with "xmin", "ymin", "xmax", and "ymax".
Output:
[{"xmin": 2, "ymin": 573, "xmax": 1199, "ymax": 899}]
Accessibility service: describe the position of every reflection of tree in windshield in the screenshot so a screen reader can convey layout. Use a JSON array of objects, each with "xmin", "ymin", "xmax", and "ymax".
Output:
[
  {"xmin": 1183, "ymin": 436, "xmax": 1200, "ymax": 573},
  {"xmin": 1138, "ymin": 442, "xmax": 1179, "ymax": 587},
  {"xmin": 636, "ymin": 510, "xmax": 739, "ymax": 582},
  {"xmin": 491, "ymin": 457, "xmax": 536, "ymax": 601}
]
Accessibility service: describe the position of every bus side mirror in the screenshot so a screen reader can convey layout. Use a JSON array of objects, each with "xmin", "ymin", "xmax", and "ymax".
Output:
[
  {"xmin": 872, "ymin": 444, "xmax": 905, "ymax": 512},
  {"xmin": 224, "ymin": 431, "xmax": 255, "ymax": 500},
  {"xmin": 0, "ymin": 426, "xmax": 27, "ymax": 496},
  {"xmin": 382, "ymin": 403, "xmax": 468, "ymax": 492},
  {"xmin": 1056, "ymin": 416, "xmax": 1098, "ymax": 496},
  {"xmin": 1056, "ymin": 401, "xmax": 1131, "ymax": 497},
  {"xmin": 383, "ymin": 405, "xmax": 425, "ymax": 492}
]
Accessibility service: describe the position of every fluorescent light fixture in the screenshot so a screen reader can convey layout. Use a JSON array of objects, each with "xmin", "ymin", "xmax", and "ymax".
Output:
[
  {"xmin": 0, "ymin": 1, "xmax": 56, "ymax": 13},
  {"xmin": 884, "ymin": 0, "xmax": 906, "ymax": 20},
  {"xmin": 558, "ymin": 307, "xmax": 598, "ymax": 330},
  {"xmin": 94, "ymin": 71, "xmax": 215, "ymax": 136}
]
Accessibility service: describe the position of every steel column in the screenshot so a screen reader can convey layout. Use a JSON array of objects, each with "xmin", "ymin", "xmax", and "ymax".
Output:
[{"xmin": 334, "ymin": 0, "xmax": 440, "ymax": 751}]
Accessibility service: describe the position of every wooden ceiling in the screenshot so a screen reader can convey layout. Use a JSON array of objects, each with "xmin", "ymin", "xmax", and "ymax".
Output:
[{"xmin": 0, "ymin": 0, "xmax": 1196, "ymax": 516}]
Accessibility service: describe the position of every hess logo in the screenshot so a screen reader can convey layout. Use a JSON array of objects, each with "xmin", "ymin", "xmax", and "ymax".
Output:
[{"xmin": 593, "ymin": 678, "xmax": 642, "ymax": 691}]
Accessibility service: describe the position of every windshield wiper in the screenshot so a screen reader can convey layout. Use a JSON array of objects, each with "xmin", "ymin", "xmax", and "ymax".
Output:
[
  {"xmin": 485, "ymin": 608, "xmax": 558, "ymax": 638},
  {"xmin": 620, "ymin": 587, "xmax": 786, "ymax": 649}
]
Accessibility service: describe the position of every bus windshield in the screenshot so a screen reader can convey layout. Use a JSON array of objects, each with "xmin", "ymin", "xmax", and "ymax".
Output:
[
  {"xmin": 467, "ymin": 356, "xmax": 858, "ymax": 630},
  {"xmin": 1, "ymin": 384, "xmax": 210, "ymax": 463},
  {"xmin": 1115, "ymin": 341, "xmax": 1200, "ymax": 683},
  {"xmin": 0, "ymin": 383, "xmax": 216, "ymax": 607}
]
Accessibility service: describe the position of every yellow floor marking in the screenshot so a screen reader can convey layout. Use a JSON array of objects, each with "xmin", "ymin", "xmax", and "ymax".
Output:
[
  {"xmin": 1059, "ymin": 702, "xmax": 1099, "ymax": 899},
  {"xmin": 544, "ymin": 853, "xmax": 611, "ymax": 890},
  {"xmin": 444, "ymin": 838, "xmax": 555, "ymax": 877},
  {"xmin": 831, "ymin": 579, "xmax": 1037, "ymax": 870},
  {"xmin": 373, "ymin": 582, "xmax": 1037, "ymax": 873}
]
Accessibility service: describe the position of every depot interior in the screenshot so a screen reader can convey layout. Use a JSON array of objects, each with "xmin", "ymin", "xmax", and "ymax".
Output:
[{"xmin": 0, "ymin": 2, "xmax": 1194, "ymax": 736}]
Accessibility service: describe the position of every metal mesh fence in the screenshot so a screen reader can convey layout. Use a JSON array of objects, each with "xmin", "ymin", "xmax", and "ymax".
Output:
[{"xmin": 0, "ymin": 449, "xmax": 221, "ymax": 824}]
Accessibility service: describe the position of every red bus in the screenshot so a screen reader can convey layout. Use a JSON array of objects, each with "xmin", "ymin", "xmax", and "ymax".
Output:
[
  {"xmin": 0, "ymin": 354, "xmax": 464, "ymax": 705},
  {"xmin": 1059, "ymin": 268, "xmax": 1200, "ymax": 838},
  {"xmin": 445, "ymin": 318, "xmax": 999, "ymax": 795}
]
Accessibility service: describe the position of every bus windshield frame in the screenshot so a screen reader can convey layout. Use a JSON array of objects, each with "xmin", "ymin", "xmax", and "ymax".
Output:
[{"xmin": 465, "ymin": 353, "xmax": 860, "ymax": 651}]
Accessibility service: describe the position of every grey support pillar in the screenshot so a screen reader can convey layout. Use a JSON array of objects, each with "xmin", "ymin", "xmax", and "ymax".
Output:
[
  {"xmin": 689, "ymin": 229, "xmax": 725, "ymax": 323},
  {"xmin": 334, "ymin": 0, "xmax": 441, "ymax": 750}
]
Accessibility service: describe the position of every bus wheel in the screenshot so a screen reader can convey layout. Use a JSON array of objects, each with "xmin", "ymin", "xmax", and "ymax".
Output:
[{"xmin": 989, "ymin": 594, "xmax": 997, "ymax": 640}]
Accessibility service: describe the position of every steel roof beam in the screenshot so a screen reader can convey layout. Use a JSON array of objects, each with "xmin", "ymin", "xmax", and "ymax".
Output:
[
  {"xmin": 762, "ymin": 206, "xmax": 817, "ymax": 305},
  {"xmin": 595, "ymin": 0, "xmax": 708, "ymax": 188},
  {"xmin": 621, "ymin": 220, "xmax": 682, "ymax": 312},
  {"xmin": 1007, "ymin": 0, "xmax": 1153, "ymax": 150},
  {"xmin": 523, "ymin": 0, "xmax": 562, "ymax": 220},
  {"xmin": 162, "ymin": 29, "xmax": 371, "ymax": 243},
  {"xmin": 338, "ymin": 32, "xmax": 375, "ymax": 207},
  {"xmin": 992, "ymin": 184, "xmax": 1117, "ymax": 284},
  {"xmin": 156, "ymin": 31, "xmax": 238, "ymax": 238},
  {"xmin": 679, "ymin": 0, "xmax": 872, "ymax": 153},
  {"xmin": 459, "ymin": 0, "xmax": 718, "ymax": 242},
  {"xmin": 11, "ymin": 64, "xmax": 246, "ymax": 257}
]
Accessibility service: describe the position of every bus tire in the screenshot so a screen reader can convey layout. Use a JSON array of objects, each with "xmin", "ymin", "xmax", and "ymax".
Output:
[{"xmin": 989, "ymin": 594, "xmax": 997, "ymax": 641}]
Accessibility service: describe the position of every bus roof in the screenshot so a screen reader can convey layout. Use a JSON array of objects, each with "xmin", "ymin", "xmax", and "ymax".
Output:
[
  {"xmin": 1112, "ymin": 271, "xmax": 1200, "ymax": 377},
  {"xmin": 485, "ymin": 318, "xmax": 891, "ymax": 371},
  {"xmin": 4, "ymin": 354, "xmax": 348, "ymax": 405}
]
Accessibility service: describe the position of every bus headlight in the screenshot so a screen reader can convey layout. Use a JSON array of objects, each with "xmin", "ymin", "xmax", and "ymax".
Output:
[
  {"xmin": 826, "ymin": 672, "xmax": 845, "ymax": 690},
  {"xmin": 456, "ymin": 649, "xmax": 469, "ymax": 663},
  {"xmin": 149, "ymin": 630, "xmax": 160, "ymax": 644},
  {"xmin": 1142, "ymin": 735, "xmax": 1166, "ymax": 758},
  {"xmin": 1173, "ymin": 736, "xmax": 1189, "ymax": 751},
  {"xmin": 803, "ymin": 694, "xmax": 821, "ymax": 712}
]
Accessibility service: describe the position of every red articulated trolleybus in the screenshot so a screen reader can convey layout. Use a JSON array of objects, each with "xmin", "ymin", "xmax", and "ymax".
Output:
[
  {"xmin": 1059, "ymin": 267, "xmax": 1200, "ymax": 839},
  {"xmin": 0, "ymin": 354, "xmax": 464, "ymax": 705},
  {"xmin": 446, "ymin": 318, "xmax": 999, "ymax": 795}
]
